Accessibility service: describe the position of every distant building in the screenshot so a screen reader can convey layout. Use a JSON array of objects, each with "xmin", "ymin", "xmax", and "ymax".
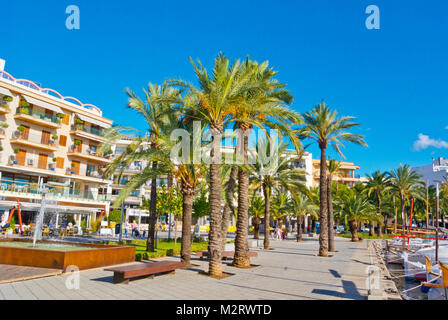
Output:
[
  {"xmin": 412, "ymin": 157, "xmax": 447, "ymax": 186},
  {"xmin": 311, "ymin": 159, "xmax": 363, "ymax": 188}
]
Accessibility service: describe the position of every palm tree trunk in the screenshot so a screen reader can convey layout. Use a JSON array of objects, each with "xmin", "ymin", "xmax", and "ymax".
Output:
[
  {"xmin": 208, "ymin": 129, "xmax": 223, "ymax": 277},
  {"xmin": 312, "ymin": 216, "xmax": 317, "ymax": 233},
  {"xmin": 146, "ymin": 161, "xmax": 157, "ymax": 252},
  {"xmin": 318, "ymin": 146, "xmax": 329, "ymax": 257},
  {"xmin": 327, "ymin": 175, "xmax": 335, "ymax": 252},
  {"xmin": 233, "ymin": 128, "xmax": 250, "ymax": 268},
  {"xmin": 349, "ymin": 220, "xmax": 359, "ymax": 242},
  {"xmin": 254, "ymin": 221, "xmax": 260, "ymax": 240},
  {"xmin": 221, "ymin": 166, "xmax": 238, "ymax": 251},
  {"xmin": 181, "ymin": 183, "xmax": 194, "ymax": 266},
  {"xmin": 297, "ymin": 215, "xmax": 303, "ymax": 242},
  {"xmin": 263, "ymin": 184, "xmax": 271, "ymax": 250},
  {"xmin": 369, "ymin": 221, "xmax": 375, "ymax": 237}
]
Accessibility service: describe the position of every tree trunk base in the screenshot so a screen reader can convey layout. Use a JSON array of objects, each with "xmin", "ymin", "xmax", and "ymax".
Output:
[
  {"xmin": 318, "ymin": 250, "xmax": 329, "ymax": 257},
  {"xmin": 232, "ymin": 256, "xmax": 251, "ymax": 268}
]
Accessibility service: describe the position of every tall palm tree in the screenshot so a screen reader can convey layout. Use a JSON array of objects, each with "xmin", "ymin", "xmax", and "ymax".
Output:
[
  {"xmin": 365, "ymin": 171, "xmax": 392, "ymax": 236},
  {"xmin": 288, "ymin": 192, "xmax": 318, "ymax": 242},
  {"xmin": 232, "ymin": 58, "xmax": 301, "ymax": 268},
  {"xmin": 250, "ymin": 137, "xmax": 308, "ymax": 249},
  {"xmin": 249, "ymin": 195, "xmax": 265, "ymax": 240},
  {"xmin": 327, "ymin": 160, "xmax": 341, "ymax": 252},
  {"xmin": 169, "ymin": 53, "xmax": 270, "ymax": 277},
  {"xmin": 388, "ymin": 165, "xmax": 424, "ymax": 233},
  {"xmin": 300, "ymin": 101, "xmax": 367, "ymax": 256},
  {"xmin": 101, "ymin": 82, "xmax": 182, "ymax": 252}
]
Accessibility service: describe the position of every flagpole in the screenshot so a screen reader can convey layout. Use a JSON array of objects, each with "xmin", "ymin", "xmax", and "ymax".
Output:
[
  {"xmin": 426, "ymin": 178, "xmax": 429, "ymax": 230},
  {"xmin": 436, "ymin": 183, "xmax": 440, "ymax": 263}
]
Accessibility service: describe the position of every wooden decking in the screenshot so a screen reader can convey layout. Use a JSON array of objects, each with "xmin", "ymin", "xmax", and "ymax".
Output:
[{"xmin": 0, "ymin": 264, "xmax": 62, "ymax": 284}]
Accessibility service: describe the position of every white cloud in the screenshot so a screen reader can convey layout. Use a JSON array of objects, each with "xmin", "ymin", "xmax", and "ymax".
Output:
[{"xmin": 413, "ymin": 133, "xmax": 448, "ymax": 151}]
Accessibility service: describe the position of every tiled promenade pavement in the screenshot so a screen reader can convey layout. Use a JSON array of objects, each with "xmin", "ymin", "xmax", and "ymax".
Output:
[{"xmin": 0, "ymin": 237, "xmax": 373, "ymax": 300}]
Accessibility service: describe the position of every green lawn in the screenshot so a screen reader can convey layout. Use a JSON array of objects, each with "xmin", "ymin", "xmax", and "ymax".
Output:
[
  {"xmin": 114, "ymin": 239, "xmax": 209, "ymax": 260},
  {"xmin": 337, "ymin": 232, "xmax": 386, "ymax": 240}
]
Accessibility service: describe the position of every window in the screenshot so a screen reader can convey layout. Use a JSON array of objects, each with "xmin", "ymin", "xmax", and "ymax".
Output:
[
  {"xmin": 16, "ymin": 150, "xmax": 27, "ymax": 166},
  {"xmin": 19, "ymin": 126, "xmax": 30, "ymax": 140},
  {"xmin": 56, "ymin": 157, "xmax": 64, "ymax": 169},
  {"xmin": 38, "ymin": 154, "xmax": 48, "ymax": 170},
  {"xmin": 71, "ymin": 161, "xmax": 80, "ymax": 175},
  {"xmin": 59, "ymin": 135, "xmax": 67, "ymax": 147},
  {"xmin": 86, "ymin": 164, "xmax": 94, "ymax": 177},
  {"xmin": 62, "ymin": 114, "xmax": 70, "ymax": 125},
  {"xmin": 74, "ymin": 140, "xmax": 82, "ymax": 153},
  {"xmin": 41, "ymin": 131, "xmax": 50, "ymax": 145}
]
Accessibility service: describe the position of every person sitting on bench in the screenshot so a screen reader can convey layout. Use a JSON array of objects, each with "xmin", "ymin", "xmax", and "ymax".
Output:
[{"xmin": 0, "ymin": 213, "xmax": 10, "ymax": 230}]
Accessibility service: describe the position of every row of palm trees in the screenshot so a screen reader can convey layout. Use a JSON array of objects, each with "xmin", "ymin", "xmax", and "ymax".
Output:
[{"xmin": 100, "ymin": 53, "xmax": 367, "ymax": 277}]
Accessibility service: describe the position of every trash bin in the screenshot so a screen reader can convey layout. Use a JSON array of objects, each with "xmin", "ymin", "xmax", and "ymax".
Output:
[{"xmin": 115, "ymin": 223, "xmax": 121, "ymax": 235}]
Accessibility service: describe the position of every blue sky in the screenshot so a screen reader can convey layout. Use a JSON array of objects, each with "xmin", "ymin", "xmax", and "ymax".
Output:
[{"xmin": 1, "ymin": 0, "xmax": 447, "ymax": 176}]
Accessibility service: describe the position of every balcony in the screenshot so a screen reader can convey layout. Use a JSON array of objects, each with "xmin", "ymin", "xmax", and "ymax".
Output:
[
  {"xmin": 14, "ymin": 108, "xmax": 61, "ymax": 129},
  {"xmin": 7, "ymin": 154, "xmax": 59, "ymax": 173},
  {"xmin": 0, "ymin": 101, "xmax": 10, "ymax": 114},
  {"xmin": 10, "ymin": 131, "xmax": 58, "ymax": 152},
  {"xmin": 70, "ymin": 124, "xmax": 106, "ymax": 143},
  {"xmin": 0, "ymin": 179, "xmax": 111, "ymax": 203},
  {"xmin": 67, "ymin": 145, "xmax": 112, "ymax": 165}
]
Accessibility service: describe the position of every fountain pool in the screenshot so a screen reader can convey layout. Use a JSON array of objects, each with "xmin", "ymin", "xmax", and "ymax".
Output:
[{"xmin": 0, "ymin": 239, "xmax": 135, "ymax": 271}]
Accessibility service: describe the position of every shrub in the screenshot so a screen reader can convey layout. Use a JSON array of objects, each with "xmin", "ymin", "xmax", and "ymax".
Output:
[
  {"xmin": 74, "ymin": 139, "xmax": 82, "ymax": 146},
  {"xmin": 71, "ymin": 162, "xmax": 76, "ymax": 167},
  {"xmin": 56, "ymin": 113, "xmax": 65, "ymax": 119},
  {"xmin": 20, "ymin": 100, "xmax": 30, "ymax": 107},
  {"xmin": 90, "ymin": 218, "xmax": 102, "ymax": 232},
  {"xmin": 0, "ymin": 122, "xmax": 8, "ymax": 128},
  {"xmin": 74, "ymin": 118, "xmax": 84, "ymax": 124},
  {"xmin": 51, "ymin": 134, "xmax": 58, "ymax": 140},
  {"xmin": 0, "ymin": 146, "xmax": 3, "ymax": 152},
  {"xmin": 13, "ymin": 148, "xmax": 19, "ymax": 154},
  {"xmin": 52, "ymin": 157, "xmax": 57, "ymax": 162},
  {"xmin": 108, "ymin": 209, "xmax": 122, "ymax": 223},
  {"xmin": 2, "ymin": 95, "xmax": 13, "ymax": 102},
  {"xmin": 143, "ymin": 252, "xmax": 149, "ymax": 260},
  {"xmin": 17, "ymin": 125, "xmax": 25, "ymax": 132},
  {"xmin": 10, "ymin": 216, "xmax": 15, "ymax": 230},
  {"xmin": 135, "ymin": 253, "xmax": 142, "ymax": 261}
]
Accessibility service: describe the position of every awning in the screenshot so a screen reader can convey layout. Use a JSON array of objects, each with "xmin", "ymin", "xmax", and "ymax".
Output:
[
  {"xmin": 22, "ymin": 95, "xmax": 63, "ymax": 114},
  {"xmin": 0, "ymin": 86, "xmax": 12, "ymax": 97},
  {"xmin": 75, "ymin": 113, "xmax": 111, "ymax": 129}
]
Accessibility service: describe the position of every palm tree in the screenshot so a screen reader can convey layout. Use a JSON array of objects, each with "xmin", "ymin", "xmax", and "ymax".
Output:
[
  {"xmin": 327, "ymin": 160, "xmax": 341, "ymax": 252},
  {"xmin": 101, "ymin": 82, "xmax": 182, "ymax": 252},
  {"xmin": 300, "ymin": 101, "xmax": 367, "ymax": 256},
  {"xmin": 388, "ymin": 165, "xmax": 424, "ymax": 233},
  {"xmin": 288, "ymin": 193, "xmax": 318, "ymax": 242},
  {"xmin": 365, "ymin": 171, "xmax": 392, "ymax": 236},
  {"xmin": 250, "ymin": 137, "xmax": 308, "ymax": 249},
  {"xmin": 231, "ymin": 58, "xmax": 301, "ymax": 268},
  {"xmin": 339, "ymin": 190, "xmax": 378, "ymax": 242},
  {"xmin": 249, "ymin": 195, "xmax": 265, "ymax": 240},
  {"xmin": 169, "ymin": 53, "xmax": 271, "ymax": 277}
]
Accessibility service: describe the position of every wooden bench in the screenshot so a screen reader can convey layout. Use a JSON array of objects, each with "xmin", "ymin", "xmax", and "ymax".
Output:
[
  {"xmin": 195, "ymin": 251, "xmax": 258, "ymax": 260},
  {"xmin": 104, "ymin": 260, "xmax": 185, "ymax": 284}
]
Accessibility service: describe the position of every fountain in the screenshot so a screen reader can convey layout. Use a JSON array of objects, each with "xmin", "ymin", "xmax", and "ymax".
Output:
[
  {"xmin": 0, "ymin": 182, "xmax": 135, "ymax": 271},
  {"xmin": 32, "ymin": 183, "xmax": 47, "ymax": 247}
]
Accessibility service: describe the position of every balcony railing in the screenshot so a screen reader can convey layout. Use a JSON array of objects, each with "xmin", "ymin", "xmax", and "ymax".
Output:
[
  {"xmin": 0, "ymin": 179, "xmax": 111, "ymax": 202},
  {"xmin": 16, "ymin": 107, "xmax": 60, "ymax": 125},
  {"xmin": 71, "ymin": 124, "xmax": 105, "ymax": 137},
  {"xmin": 12, "ymin": 131, "xmax": 57, "ymax": 147}
]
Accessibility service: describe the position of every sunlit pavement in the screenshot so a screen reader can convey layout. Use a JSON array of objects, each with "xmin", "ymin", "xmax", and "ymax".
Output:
[{"xmin": 0, "ymin": 237, "xmax": 372, "ymax": 300}]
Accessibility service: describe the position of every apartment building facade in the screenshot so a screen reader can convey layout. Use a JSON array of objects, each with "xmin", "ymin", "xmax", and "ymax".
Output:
[
  {"xmin": 0, "ymin": 59, "xmax": 113, "ymax": 229},
  {"xmin": 311, "ymin": 159, "xmax": 363, "ymax": 188}
]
